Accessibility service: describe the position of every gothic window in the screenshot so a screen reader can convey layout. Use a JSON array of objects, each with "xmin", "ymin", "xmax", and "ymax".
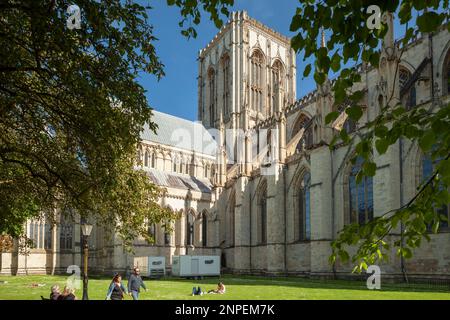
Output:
[
  {"xmin": 258, "ymin": 181, "xmax": 268, "ymax": 244},
  {"xmin": 343, "ymin": 118, "xmax": 356, "ymax": 134},
  {"xmin": 44, "ymin": 223, "xmax": 52, "ymax": 250},
  {"xmin": 173, "ymin": 156, "xmax": 178, "ymax": 172},
  {"xmin": 292, "ymin": 115, "xmax": 313, "ymax": 152},
  {"xmin": 186, "ymin": 212, "xmax": 194, "ymax": 246},
  {"xmin": 164, "ymin": 232, "xmax": 171, "ymax": 245},
  {"xmin": 271, "ymin": 60, "xmax": 284, "ymax": 114},
  {"xmin": 148, "ymin": 223, "xmax": 156, "ymax": 242},
  {"xmin": 137, "ymin": 149, "xmax": 142, "ymax": 166},
  {"xmin": 185, "ymin": 162, "xmax": 190, "ymax": 175},
  {"xmin": 30, "ymin": 221, "xmax": 38, "ymax": 248},
  {"xmin": 297, "ymin": 172, "xmax": 311, "ymax": 241},
  {"xmin": 208, "ymin": 68, "xmax": 216, "ymax": 126},
  {"xmin": 144, "ymin": 150, "xmax": 149, "ymax": 167},
  {"xmin": 265, "ymin": 129, "xmax": 272, "ymax": 163},
  {"xmin": 222, "ymin": 55, "xmax": 230, "ymax": 117},
  {"xmin": 251, "ymin": 50, "xmax": 264, "ymax": 114},
  {"xmin": 348, "ymin": 157, "xmax": 374, "ymax": 225},
  {"xmin": 59, "ymin": 217, "xmax": 73, "ymax": 250},
  {"xmin": 399, "ymin": 67, "xmax": 417, "ymax": 110},
  {"xmin": 443, "ymin": 49, "xmax": 450, "ymax": 96},
  {"xmin": 178, "ymin": 160, "xmax": 183, "ymax": 173},
  {"xmin": 204, "ymin": 164, "xmax": 209, "ymax": 178},
  {"xmin": 422, "ymin": 155, "xmax": 449, "ymax": 230},
  {"xmin": 151, "ymin": 153, "xmax": 156, "ymax": 168},
  {"xmin": 399, "ymin": 68, "xmax": 410, "ymax": 90},
  {"xmin": 202, "ymin": 211, "xmax": 208, "ymax": 247},
  {"xmin": 408, "ymin": 86, "xmax": 416, "ymax": 109}
]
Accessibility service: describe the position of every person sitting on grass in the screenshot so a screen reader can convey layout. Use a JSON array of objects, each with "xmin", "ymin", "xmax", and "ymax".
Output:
[
  {"xmin": 106, "ymin": 273, "xmax": 128, "ymax": 300},
  {"xmin": 57, "ymin": 286, "xmax": 76, "ymax": 300},
  {"xmin": 208, "ymin": 282, "xmax": 226, "ymax": 294},
  {"xmin": 50, "ymin": 285, "xmax": 60, "ymax": 300}
]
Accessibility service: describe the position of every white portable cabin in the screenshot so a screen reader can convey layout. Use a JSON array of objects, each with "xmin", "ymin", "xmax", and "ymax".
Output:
[
  {"xmin": 172, "ymin": 255, "xmax": 220, "ymax": 277},
  {"xmin": 147, "ymin": 256, "xmax": 166, "ymax": 278}
]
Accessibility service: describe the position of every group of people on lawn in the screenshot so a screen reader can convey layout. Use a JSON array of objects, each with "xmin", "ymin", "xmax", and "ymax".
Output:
[
  {"xmin": 48, "ymin": 267, "xmax": 226, "ymax": 300},
  {"xmin": 49, "ymin": 267, "xmax": 147, "ymax": 300}
]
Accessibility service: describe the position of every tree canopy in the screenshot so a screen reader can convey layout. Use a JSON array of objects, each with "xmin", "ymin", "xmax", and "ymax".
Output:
[{"xmin": 0, "ymin": 0, "xmax": 177, "ymax": 247}]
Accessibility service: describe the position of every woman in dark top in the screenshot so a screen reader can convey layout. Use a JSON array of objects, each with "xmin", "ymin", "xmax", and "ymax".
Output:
[
  {"xmin": 50, "ymin": 285, "xmax": 61, "ymax": 300},
  {"xmin": 106, "ymin": 274, "xmax": 128, "ymax": 300},
  {"xmin": 57, "ymin": 286, "xmax": 76, "ymax": 300}
]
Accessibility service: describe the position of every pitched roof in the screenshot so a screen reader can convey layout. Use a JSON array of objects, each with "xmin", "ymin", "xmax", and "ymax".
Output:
[
  {"xmin": 146, "ymin": 168, "xmax": 212, "ymax": 193},
  {"xmin": 140, "ymin": 111, "xmax": 217, "ymax": 156}
]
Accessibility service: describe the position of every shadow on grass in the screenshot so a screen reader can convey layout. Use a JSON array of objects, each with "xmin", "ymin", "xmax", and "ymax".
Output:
[{"xmin": 149, "ymin": 274, "xmax": 450, "ymax": 295}]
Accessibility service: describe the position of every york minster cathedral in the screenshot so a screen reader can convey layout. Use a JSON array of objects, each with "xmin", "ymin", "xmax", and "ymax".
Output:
[{"xmin": 1, "ymin": 11, "xmax": 450, "ymax": 281}]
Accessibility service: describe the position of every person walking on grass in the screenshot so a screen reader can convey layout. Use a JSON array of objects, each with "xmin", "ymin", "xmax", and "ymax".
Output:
[
  {"xmin": 106, "ymin": 274, "xmax": 128, "ymax": 300},
  {"xmin": 128, "ymin": 267, "xmax": 147, "ymax": 300}
]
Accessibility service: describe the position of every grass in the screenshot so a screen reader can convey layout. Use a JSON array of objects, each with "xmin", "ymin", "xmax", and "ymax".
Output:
[{"xmin": 0, "ymin": 274, "xmax": 449, "ymax": 300}]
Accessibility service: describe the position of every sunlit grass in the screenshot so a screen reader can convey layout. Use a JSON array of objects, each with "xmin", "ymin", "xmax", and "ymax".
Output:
[{"xmin": 0, "ymin": 274, "xmax": 449, "ymax": 300}]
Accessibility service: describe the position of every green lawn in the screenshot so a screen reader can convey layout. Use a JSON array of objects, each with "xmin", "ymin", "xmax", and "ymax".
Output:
[{"xmin": 0, "ymin": 275, "xmax": 449, "ymax": 300}]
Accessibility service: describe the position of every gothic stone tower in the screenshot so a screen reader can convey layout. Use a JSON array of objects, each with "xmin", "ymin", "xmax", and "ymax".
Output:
[{"xmin": 197, "ymin": 11, "xmax": 297, "ymax": 273}]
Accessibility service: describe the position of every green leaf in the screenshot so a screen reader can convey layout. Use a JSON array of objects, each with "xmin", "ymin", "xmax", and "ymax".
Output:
[
  {"xmin": 375, "ymin": 139, "xmax": 389, "ymax": 155},
  {"xmin": 290, "ymin": 15, "xmax": 302, "ymax": 32},
  {"xmin": 364, "ymin": 161, "xmax": 377, "ymax": 177},
  {"xmin": 349, "ymin": 91, "xmax": 364, "ymax": 102},
  {"xmin": 314, "ymin": 71, "xmax": 325, "ymax": 85},
  {"xmin": 303, "ymin": 64, "xmax": 312, "ymax": 77},
  {"xmin": 330, "ymin": 53, "xmax": 341, "ymax": 72},
  {"xmin": 346, "ymin": 105, "xmax": 363, "ymax": 121},
  {"xmin": 419, "ymin": 130, "xmax": 436, "ymax": 152},
  {"xmin": 416, "ymin": 12, "xmax": 445, "ymax": 33},
  {"xmin": 325, "ymin": 111, "xmax": 340, "ymax": 124}
]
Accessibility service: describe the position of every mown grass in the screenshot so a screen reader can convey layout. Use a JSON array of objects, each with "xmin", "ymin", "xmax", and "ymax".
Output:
[{"xmin": 0, "ymin": 274, "xmax": 449, "ymax": 300}]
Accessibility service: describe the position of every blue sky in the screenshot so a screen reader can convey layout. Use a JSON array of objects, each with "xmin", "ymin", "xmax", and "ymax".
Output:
[{"xmin": 138, "ymin": 0, "xmax": 417, "ymax": 121}]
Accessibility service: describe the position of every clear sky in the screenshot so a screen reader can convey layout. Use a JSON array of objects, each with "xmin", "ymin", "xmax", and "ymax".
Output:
[{"xmin": 138, "ymin": 0, "xmax": 416, "ymax": 121}]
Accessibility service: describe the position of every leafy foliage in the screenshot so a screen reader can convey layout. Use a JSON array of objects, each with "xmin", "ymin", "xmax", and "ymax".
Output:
[{"xmin": 0, "ymin": 0, "xmax": 177, "ymax": 248}]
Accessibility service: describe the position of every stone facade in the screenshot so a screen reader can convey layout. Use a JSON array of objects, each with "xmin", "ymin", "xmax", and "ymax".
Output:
[{"xmin": 1, "ymin": 11, "xmax": 450, "ymax": 280}]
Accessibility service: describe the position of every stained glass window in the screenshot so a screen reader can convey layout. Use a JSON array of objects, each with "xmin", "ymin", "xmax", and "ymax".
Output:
[
  {"xmin": 349, "ymin": 157, "xmax": 374, "ymax": 224},
  {"xmin": 422, "ymin": 155, "xmax": 449, "ymax": 229},
  {"xmin": 59, "ymin": 218, "xmax": 73, "ymax": 250}
]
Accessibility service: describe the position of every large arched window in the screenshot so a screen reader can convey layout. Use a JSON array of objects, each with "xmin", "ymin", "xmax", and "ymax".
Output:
[
  {"xmin": 258, "ymin": 181, "xmax": 268, "ymax": 244},
  {"xmin": 208, "ymin": 68, "xmax": 216, "ymax": 126},
  {"xmin": 399, "ymin": 67, "xmax": 416, "ymax": 110},
  {"xmin": 292, "ymin": 115, "xmax": 313, "ymax": 152},
  {"xmin": 202, "ymin": 211, "xmax": 208, "ymax": 247},
  {"xmin": 399, "ymin": 68, "xmax": 410, "ymax": 90},
  {"xmin": 348, "ymin": 157, "xmax": 374, "ymax": 224},
  {"xmin": 186, "ymin": 212, "xmax": 195, "ymax": 246},
  {"xmin": 251, "ymin": 50, "xmax": 264, "ymax": 114},
  {"xmin": 296, "ymin": 172, "xmax": 311, "ymax": 241},
  {"xmin": 422, "ymin": 155, "xmax": 449, "ymax": 230},
  {"xmin": 443, "ymin": 49, "xmax": 450, "ymax": 96},
  {"xmin": 222, "ymin": 55, "xmax": 230, "ymax": 117},
  {"xmin": 271, "ymin": 60, "xmax": 284, "ymax": 114},
  {"xmin": 59, "ymin": 215, "xmax": 73, "ymax": 250}
]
